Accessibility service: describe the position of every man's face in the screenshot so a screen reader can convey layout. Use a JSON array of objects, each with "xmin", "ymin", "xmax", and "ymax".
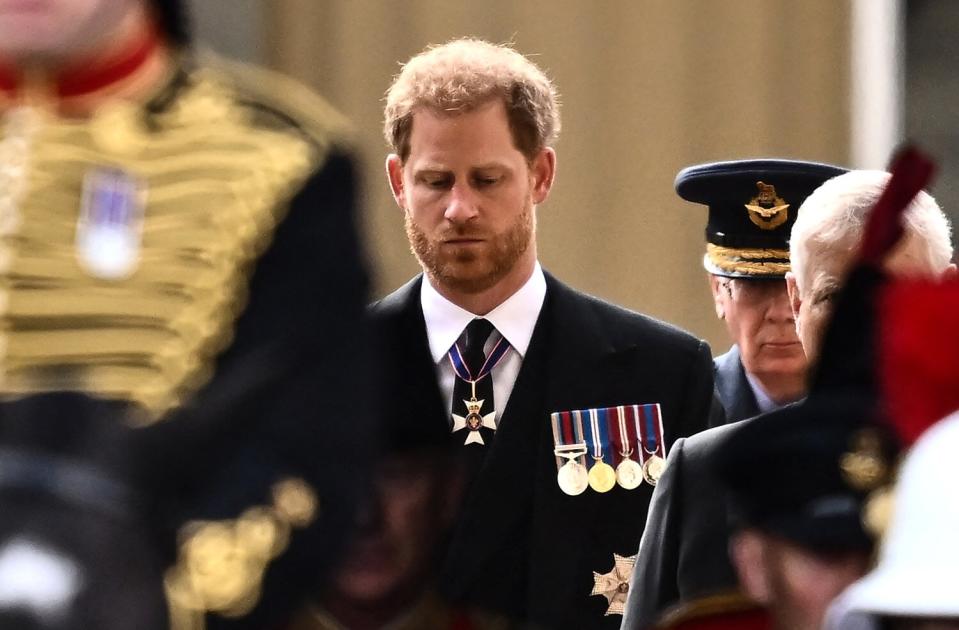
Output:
[
  {"xmin": 710, "ymin": 275, "xmax": 805, "ymax": 384},
  {"xmin": 386, "ymin": 99, "xmax": 554, "ymax": 298},
  {"xmin": 328, "ymin": 453, "xmax": 459, "ymax": 606},
  {"xmin": 787, "ymin": 235, "xmax": 940, "ymax": 366},
  {"xmin": 0, "ymin": 0, "xmax": 143, "ymax": 62},
  {"xmin": 733, "ymin": 531, "xmax": 871, "ymax": 630}
]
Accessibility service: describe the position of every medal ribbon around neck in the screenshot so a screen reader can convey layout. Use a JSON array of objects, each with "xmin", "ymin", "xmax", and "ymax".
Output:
[
  {"xmin": 447, "ymin": 329, "xmax": 511, "ymax": 399},
  {"xmin": 447, "ymin": 325, "xmax": 511, "ymax": 445}
]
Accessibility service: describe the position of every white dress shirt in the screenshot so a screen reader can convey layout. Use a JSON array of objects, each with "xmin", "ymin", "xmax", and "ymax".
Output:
[
  {"xmin": 744, "ymin": 370, "xmax": 783, "ymax": 414},
  {"xmin": 421, "ymin": 262, "xmax": 547, "ymax": 424}
]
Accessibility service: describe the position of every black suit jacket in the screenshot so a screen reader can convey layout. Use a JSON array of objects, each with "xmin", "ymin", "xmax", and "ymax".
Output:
[
  {"xmin": 372, "ymin": 272, "xmax": 719, "ymax": 630},
  {"xmin": 713, "ymin": 346, "xmax": 760, "ymax": 424},
  {"xmin": 620, "ymin": 420, "xmax": 744, "ymax": 630}
]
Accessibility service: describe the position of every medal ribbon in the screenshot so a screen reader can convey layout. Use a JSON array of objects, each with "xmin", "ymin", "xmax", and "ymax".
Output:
[
  {"xmin": 635, "ymin": 403, "xmax": 665, "ymax": 460},
  {"xmin": 447, "ymin": 328, "xmax": 511, "ymax": 390},
  {"xmin": 585, "ymin": 408, "xmax": 611, "ymax": 465},
  {"xmin": 551, "ymin": 410, "xmax": 587, "ymax": 468},
  {"xmin": 611, "ymin": 405, "xmax": 636, "ymax": 466}
]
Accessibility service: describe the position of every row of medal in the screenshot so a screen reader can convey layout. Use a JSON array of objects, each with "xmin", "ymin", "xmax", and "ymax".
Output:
[{"xmin": 550, "ymin": 404, "xmax": 666, "ymax": 496}]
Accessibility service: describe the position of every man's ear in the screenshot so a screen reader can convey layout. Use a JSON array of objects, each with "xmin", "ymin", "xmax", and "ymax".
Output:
[
  {"xmin": 386, "ymin": 154, "xmax": 407, "ymax": 209},
  {"xmin": 530, "ymin": 147, "xmax": 556, "ymax": 205},
  {"xmin": 941, "ymin": 262, "xmax": 958, "ymax": 280},
  {"xmin": 730, "ymin": 530, "xmax": 773, "ymax": 605},
  {"xmin": 785, "ymin": 272, "xmax": 802, "ymax": 322},
  {"xmin": 709, "ymin": 274, "xmax": 726, "ymax": 320}
]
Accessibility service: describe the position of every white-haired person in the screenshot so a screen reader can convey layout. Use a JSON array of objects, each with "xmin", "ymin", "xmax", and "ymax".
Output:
[
  {"xmin": 623, "ymin": 168, "xmax": 954, "ymax": 630},
  {"xmin": 787, "ymin": 169, "xmax": 955, "ymax": 366}
]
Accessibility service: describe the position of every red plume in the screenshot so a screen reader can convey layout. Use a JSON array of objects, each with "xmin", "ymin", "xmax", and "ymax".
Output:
[
  {"xmin": 857, "ymin": 146, "xmax": 935, "ymax": 266},
  {"xmin": 879, "ymin": 279, "xmax": 959, "ymax": 447}
]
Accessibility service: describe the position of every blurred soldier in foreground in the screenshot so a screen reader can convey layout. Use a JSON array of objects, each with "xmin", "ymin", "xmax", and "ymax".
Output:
[
  {"xmin": 0, "ymin": 1, "xmax": 373, "ymax": 628},
  {"xmin": 622, "ymin": 158, "xmax": 954, "ymax": 630},
  {"xmin": 678, "ymin": 160, "xmax": 845, "ymax": 422},
  {"xmin": 826, "ymin": 414, "xmax": 959, "ymax": 630},
  {"xmin": 287, "ymin": 330, "xmax": 519, "ymax": 630},
  {"xmin": 713, "ymin": 394, "xmax": 889, "ymax": 630},
  {"xmin": 823, "ymin": 277, "xmax": 959, "ymax": 630},
  {"xmin": 376, "ymin": 37, "xmax": 717, "ymax": 629}
]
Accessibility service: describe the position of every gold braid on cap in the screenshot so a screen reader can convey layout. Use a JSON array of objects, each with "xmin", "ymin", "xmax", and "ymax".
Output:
[{"xmin": 705, "ymin": 243, "xmax": 791, "ymax": 276}]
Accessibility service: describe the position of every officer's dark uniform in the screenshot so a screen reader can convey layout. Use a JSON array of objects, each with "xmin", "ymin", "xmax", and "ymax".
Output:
[
  {"xmin": 622, "ymin": 160, "xmax": 848, "ymax": 629},
  {"xmin": 678, "ymin": 160, "xmax": 847, "ymax": 422},
  {"xmin": 638, "ymin": 391, "xmax": 892, "ymax": 630}
]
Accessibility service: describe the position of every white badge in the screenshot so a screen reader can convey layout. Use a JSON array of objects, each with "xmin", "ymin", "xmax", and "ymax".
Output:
[{"xmin": 76, "ymin": 167, "xmax": 146, "ymax": 280}]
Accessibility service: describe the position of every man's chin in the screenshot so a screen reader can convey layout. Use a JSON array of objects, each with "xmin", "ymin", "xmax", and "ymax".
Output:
[{"xmin": 428, "ymin": 264, "xmax": 502, "ymax": 295}]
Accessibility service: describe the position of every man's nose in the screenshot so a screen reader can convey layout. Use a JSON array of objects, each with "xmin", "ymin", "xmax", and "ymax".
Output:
[
  {"xmin": 765, "ymin": 289, "xmax": 795, "ymax": 323},
  {"xmin": 444, "ymin": 183, "xmax": 479, "ymax": 223}
]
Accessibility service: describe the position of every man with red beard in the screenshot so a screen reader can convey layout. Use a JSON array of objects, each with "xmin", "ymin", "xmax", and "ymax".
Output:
[{"xmin": 372, "ymin": 38, "xmax": 718, "ymax": 630}]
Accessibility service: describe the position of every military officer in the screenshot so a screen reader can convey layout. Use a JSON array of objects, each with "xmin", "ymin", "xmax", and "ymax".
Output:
[
  {"xmin": 678, "ymin": 159, "xmax": 846, "ymax": 422},
  {"xmin": 622, "ymin": 162, "xmax": 954, "ymax": 630},
  {"xmin": 373, "ymin": 38, "xmax": 719, "ymax": 629}
]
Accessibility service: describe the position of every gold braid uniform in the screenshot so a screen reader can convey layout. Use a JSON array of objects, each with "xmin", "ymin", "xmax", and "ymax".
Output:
[
  {"xmin": 0, "ymin": 55, "xmax": 352, "ymax": 418},
  {"xmin": 1, "ymin": 55, "xmax": 373, "ymax": 630}
]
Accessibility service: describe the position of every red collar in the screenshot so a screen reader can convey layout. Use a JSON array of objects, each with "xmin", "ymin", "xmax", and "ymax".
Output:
[{"xmin": 0, "ymin": 24, "xmax": 161, "ymax": 101}]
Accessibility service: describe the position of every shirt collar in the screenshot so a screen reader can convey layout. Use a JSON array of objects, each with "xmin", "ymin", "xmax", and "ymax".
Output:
[
  {"xmin": 421, "ymin": 262, "xmax": 547, "ymax": 364},
  {"xmin": 744, "ymin": 370, "xmax": 781, "ymax": 414}
]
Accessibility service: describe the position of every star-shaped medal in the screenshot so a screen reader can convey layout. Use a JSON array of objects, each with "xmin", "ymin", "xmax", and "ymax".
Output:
[
  {"xmin": 451, "ymin": 398, "xmax": 497, "ymax": 445},
  {"xmin": 590, "ymin": 553, "xmax": 637, "ymax": 616}
]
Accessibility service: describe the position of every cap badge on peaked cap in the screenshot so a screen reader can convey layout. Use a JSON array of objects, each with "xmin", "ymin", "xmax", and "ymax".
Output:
[{"xmin": 744, "ymin": 181, "xmax": 789, "ymax": 231}]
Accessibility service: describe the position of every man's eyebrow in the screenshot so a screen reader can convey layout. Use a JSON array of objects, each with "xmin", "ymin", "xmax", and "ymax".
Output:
[{"xmin": 412, "ymin": 164, "xmax": 450, "ymax": 173}]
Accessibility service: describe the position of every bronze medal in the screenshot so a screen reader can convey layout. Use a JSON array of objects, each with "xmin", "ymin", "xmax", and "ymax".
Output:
[
  {"xmin": 642, "ymin": 455, "xmax": 666, "ymax": 485},
  {"xmin": 615, "ymin": 458, "xmax": 643, "ymax": 490},
  {"xmin": 588, "ymin": 460, "xmax": 616, "ymax": 493}
]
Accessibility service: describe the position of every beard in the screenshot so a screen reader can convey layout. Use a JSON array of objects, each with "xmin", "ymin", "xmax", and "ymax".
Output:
[{"xmin": 406, "ymin": 199, "xmax": 535, "ymax": 295}]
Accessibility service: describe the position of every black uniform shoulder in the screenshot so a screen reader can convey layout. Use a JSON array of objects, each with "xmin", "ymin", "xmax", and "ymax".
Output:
[{"xmin": 195, "ymin": 52, "xmax": 352, "ymax": 155}]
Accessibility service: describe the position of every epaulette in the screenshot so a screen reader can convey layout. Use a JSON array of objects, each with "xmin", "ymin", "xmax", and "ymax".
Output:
[{"xmin": 194, "ymin": 50, "xmax": 353, "ymax": 155}]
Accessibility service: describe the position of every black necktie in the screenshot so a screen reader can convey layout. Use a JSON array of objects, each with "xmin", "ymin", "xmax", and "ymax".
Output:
[{"xmin": 451, "ymin": 318, "xmax": 497, "ymax": 447}]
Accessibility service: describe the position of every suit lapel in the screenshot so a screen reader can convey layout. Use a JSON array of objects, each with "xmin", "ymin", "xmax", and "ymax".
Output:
[
  {"xmin": 374, "ymin": 276, "xmax": 451, "ymax": 438},
  {"xmin": 714, "ymin": 345, "xmax": 759, "ymax": 422},
  {"xmin": 527, "ymin": 276, "xmax": 631, "ymax": 615},
  {"xmin": 443, "ymin": 274, "xmax": 640, "ymax": 613},
  {"xmin": 440, "ymin": 282, "xmax": 554, "ymax": 603}
]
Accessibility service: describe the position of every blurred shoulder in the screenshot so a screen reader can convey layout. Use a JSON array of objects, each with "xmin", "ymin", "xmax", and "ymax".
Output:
[{"xmin": 194, "ymin": 52, "xmax": 353, "ymax": 154}]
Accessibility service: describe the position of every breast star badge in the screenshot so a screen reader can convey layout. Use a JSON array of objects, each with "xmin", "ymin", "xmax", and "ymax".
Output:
[
  {"xmin": 452, "ymin": 398, "xmax": 497, "ymax": 445},
  {"xmin": 590, "ymin": 553, "xmax": 637, "ymax": 616}
]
